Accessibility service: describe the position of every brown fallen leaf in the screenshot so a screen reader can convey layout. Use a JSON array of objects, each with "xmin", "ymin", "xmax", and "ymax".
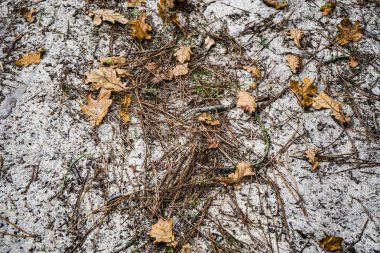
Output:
[
  {"xmin": 85, "ymin": 67, "xmax": 126, "ymax": 92},
  {"xmin": 81, "ymin": 88, "xmax": 113, "ymax": 126},
  {"xmin": 204, "ymin": 36, "xmax": 215, "ymax": 51},
  {"xmin": 198, "ymin": 113, "xmax": 220, "ymax": 126},
  {"xmin": 216, "ymin": 162, "xmax": 254, "ymax": 184},
  {"xmin": 181, "ymin": 244, "xmax": 191, "ymax": 253},
  {"xmin": 348, "ymin": 55, "xmax": 359, "ymax": 68},
  {"xmin": 160, "ymin": 0, "xmax": 187, "ymax": 9},
  {"xmin": 128, "ymin": 10, "xmax": 152, "ymax": 41},
  {"xmin": 237, "ymin": 90, "xmax": 257, "ymax": 114},
  {"xmin": 172, "ymin": 63, "xmax": 189, "ymax": 77},
  {"xmin": 100, "ymin": 56, "xmax": 127, "ymax": 66},
  {"xmin": 124, "ymin": 0, "xmax": 146, "ymax": 7},
  {"xmin": 157, "ymin": 1, "xmax": 184, "ymax": 33},
  {"xmin": 151, "ymin": 72, "xmax": 174, "ymax": 84},
  {"xmin": 149, "ymin": 218, "xmax": 177, "ymax": 247},
  {"xmin": 89, "ymin": 9, "xmax": 129, "ymax": 26},
  {"xmin": 287, "ymin": 54, "xmax": 301, "ymax": 74},
  {"xmin": 15, "ymin": 50, "xmax": 42, "ymax": 67},
  {"xmin": 174, "ymin": 46, "xmax": 192, "ymax": 64},
  {"xmin": 304, "ymin": 148, "xmax": 320, "ymax": 172},
  {"xmin": 243, "ymin": 66, "xmax": 262, "ymax": 79},
  {"xmin": 337, "ymin": 18, "xmax": 364, "ymax": 46},
  {"xmin": 208, "ymin": 141, "xmax": 219, "ymax": 149},
  {"xmin": 288, "ymin": 28, "xmax": 303, "ymax": 48},
  {"xmin": 263, "ymin": 0, "xmax": 288, "ymax": 9},
  {"xmin": 249, "ymin": 82, "xmax": 258, "ymax": 89},
  {"xmin": 119, "ymin": 94, "xmax": 131, "ymax": 123},
  {"xmin": 320, "ymin": 1, "xmax": 336, "ymax": 16},
  {"xmin": 289, "ymin": 77, "xmax": 317, "ymax": 107},
  {"xmin": 312, "ymin": 91, "xmax": 350, "ymax": 124},
  {"xmin": 319, "ymin": 235, "xmax": 344, "ymax": 251},
  {"xmin": 20, "ymin": 8, "xmax": 39, "ymax": 23}
]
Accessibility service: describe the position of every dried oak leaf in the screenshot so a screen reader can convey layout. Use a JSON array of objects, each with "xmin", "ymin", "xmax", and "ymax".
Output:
[
  {"xmin": 348, "ymin": 55, "xmax": 359, "ymax": 68},
  {"xmin": 198, "ymin": 113, "xmax": 220, "ymax": 126},
  {"xmin": 85, "ymin": 67, "xmax": 126, "ymax": 92},
  {"xmin": 172, "ymin": 63, "xmax": 189, "ymax": 77},
  {"xmin": 204, "ymin": 36, "xmax": 215, "ymax": 51},
  {"xmin": 119, "ymin": 94, "xmax": 131, "ymax": 123},
  {"xmin": 320, "ymin": 1, "xmax": 336, "ymax": 16},
  {"xmin": 237, "ymin": 90, "xmax": 257, "ymax": 114},
  {"xmin": 15, "ymin": 50, "xmax": 42, "ymax": 67},
  {"xmin": 289, "ymin": 77, "xmax": 317, "ymax": 107},
  {"xmin": 128, "ymin": 10, "xmax": 152, "ymax": 41},
  {"xmin": 288, "ymin": 28, "xmax": 303, "ymax": 48},
  {"xmin": 319, "ymin": 235, "xmax": 344, "ymax": 251},
  {"xmin": 287, "ymin": 54, "xmax": 301, "ymax": 74},
  {"xmin": 100, "ymin": 56, "xmax": 127, "ymax": 66},
  {"xmin": 208, "ymin": 141, "xmax": 219, "ymax": 149},
  {"xmin": 81, "ymin": 88, "xmax": 112, "ymax": 126},
  {"xmin": 89, "ymin": 9, "xmax": 129, "ymax": 26},
  {"xmin": 243, "ymin": 66, "xmax": 262, "ymax": 79},
  {"xmin": 337, "ymin": 18, "xmax": 364, "ymax": 46},
  {"xmin": 20, "ymin": 8, "xmax": 39, "ymax": 23},
  {"xmin": 124, "ymin": 0, "xmax": 147, "ymax": 8},
  {"xmin": 312, "ymin": 91, "xmax": 350, "ymax": 124},
  {"xmin": 216, "ymin": 162, "xmax": 254, "ymax": 184},
  {"xmin": 149, "ymin": 218, "xmax": 177, "ymax": 247},
  {"xmin": 304, "ymin": 148, "xmax": 320, "ymax": 172},
  {"xmin": 174, "ymin": 46, "xmax": 192, "ymax": 64},
  {"xmin": 263, "ymin": 0, "xmax": 288, "ymax": 9}
]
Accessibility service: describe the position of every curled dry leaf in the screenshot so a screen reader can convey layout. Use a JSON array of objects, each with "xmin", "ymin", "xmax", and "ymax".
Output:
[
  {"xmin": 304, "ymin": 148, "xmax": 320, "ymax": 172},
  {"xmin": 172, "ymin": 63, "xmax": 189, "ymax": 77},
  {"xmin": 216, "ymin": 162, "xmax": 254, "ymax": 184},
  {"xmin": 100, "ymin": 56, "xmax": 126, "ymax": 66},
  {"xmin": 289, "ymin": 77, "xmax": 317, "ymax": 107},
  {"xmin": 174, "ymin": 46, "xmax": 192, "ymax": 64},
  {"xmin": 81, "ymin": 88, "xmax": 113, "ymax": 126},
  {"xmin": 89, "ymin": 9, "xmax": 129, "ymax": 26},
  {"xmin": 15, "ymin": 50, "xmax": 42, "ymax": 67},
  {"xmin": 288, "ymin": 28, "xmax": 303, "ymax": 48},
  {"xmin": 243, "ymin": 66, "xmax": 262, "ymax": 79},
  {"xmin": 204, "ymin": 36, "xmax": 215, "ymax": 51},
  {"xmin": 320, "ymin": 1, "xmax": 336, "ymax": 16},
  {"xmin": 263, "ymin": 0, "xmax": 288, "ymax": 9},
  {"xmin": 348, "ymin": 55, "xmax": 359, "ymax": 68},
  {"xmin": 85, "ymin": 67, "xmax": 127, "ymax": 92},
  {"xmin": 181, "ymin": 244, "xmax": 191, "ymax": 253},
  {"xmin": 312, "ymin": 91, "xmax": 350, "ymax": 124},
  {"xmin": 149, "ymin": 218, "xmax": 177, "ymax": 247},
  {"xmin": 198, "ymin": 113, "xmax": 220, "ymax": 126},
  {"xmin": 319, "ymin": 235, "xmax": 344, "ymax": 251},
  {"xmin": 119, "ymin": 94, "xmax": 131, "ymax": 123},
  {"xmin": 287, "ymin": 54, "xmax": 301, "ymax": 74},
  {"xmin": 237, "ymin": 90, "xmax": 257, "ymax": 114},
  {"xmin": 337, "ymin": 18, "xmax": 364, "ymax": 46},
  {"xmin": 20, "ymin": 8, "xmax": 39, "ymax": 23},
  {"xmin": 124, "ymin": 0, "xmax": 146, "ymax": 8},
  {"xmin": 128, "ymin": 10, "xmax": 152, "ymax": 41}
]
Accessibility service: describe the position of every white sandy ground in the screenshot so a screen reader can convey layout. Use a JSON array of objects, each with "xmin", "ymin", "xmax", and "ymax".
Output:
[{"xmin": 0, "ymin": 0, "xmax": 380, "ymax": 252}]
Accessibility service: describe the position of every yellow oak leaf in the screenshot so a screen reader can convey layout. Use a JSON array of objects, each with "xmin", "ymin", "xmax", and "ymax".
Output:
[
  {"xmin": 20, "ymin": 8, "xmax": 39, "ymax": 23},
  {"xmin": 149, "ymin": 218, "xmax": 177, "ymax": 247},
  {"xmin": 320, "ymin": 1, "xmax": 336, "ymax": 16},
  {"xmin": 84, "ymin": 67, "xmax": 126, "ymax": 92},
  {"xmin": 81, "ymin": 88, "xmax": 113, "ymax": 126},
  {"xmin": 198, "ymin": 113, "xmax": 220, "ymax": 126},
  {"xmin": 174, "ymin": 46, "xmax": 192, "ymax": 64},
  {"xmin": 119, "ymin": 94, "xmax": 131, "ymax": 123},
  {"xmin": 287, "ymin": 54, "xmax": 301, "ymax": 74},
  {"xmin": 216, "ymin": 162, "xmax": 254, "ymax": 184},
  {"xmin": 15, "ymin": 50, "xmax": 42, "ymax": 67},
  {"xmin": 128, "ymin": 10, "xmax": 152, "ymax": 41},
  {"xmin": 100, "ymin": 56, "xmax": 127, "ymax": 66},
  {"xmin": 172, "ymin": 63, "xmax": 189, "ymax": 77},
  {"xmin": 288, "ymin": 28, "xmax": 303, "ymax": 48},
  {"xmin": 319, "ymin": 235, "xmax": 344, "ymax": 251},
  {"xmin": 89, "ymin": 9, "xmax": 129, "ymax": 26},
  {"xmin": 304, "ymin": 148, "xmax": 320, "ymax": 172},
  {"xmin": 237, "ymin": 90, "xmax": 257, "ymax": 114},
  {"xmin": 289, "ymin": 77, "xmax": 317, "ymax": 107},
  {"xmin": 312, "ymin": 91, "xmax": 350, "ymax": 124},
  {"xmin": 263, "ymin": 0, "xmax": 288, "ymax": 9},
  {"xmin": 124, "ymin": 0, "xmax": 147, "ymax": 8},
  {"xmin": 337, "ymin": 18, "xmax": 364, "ymax": 46},
  {"xmin": 243, "ymin": 66, "xmax": 262, "ymax": 79}
]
